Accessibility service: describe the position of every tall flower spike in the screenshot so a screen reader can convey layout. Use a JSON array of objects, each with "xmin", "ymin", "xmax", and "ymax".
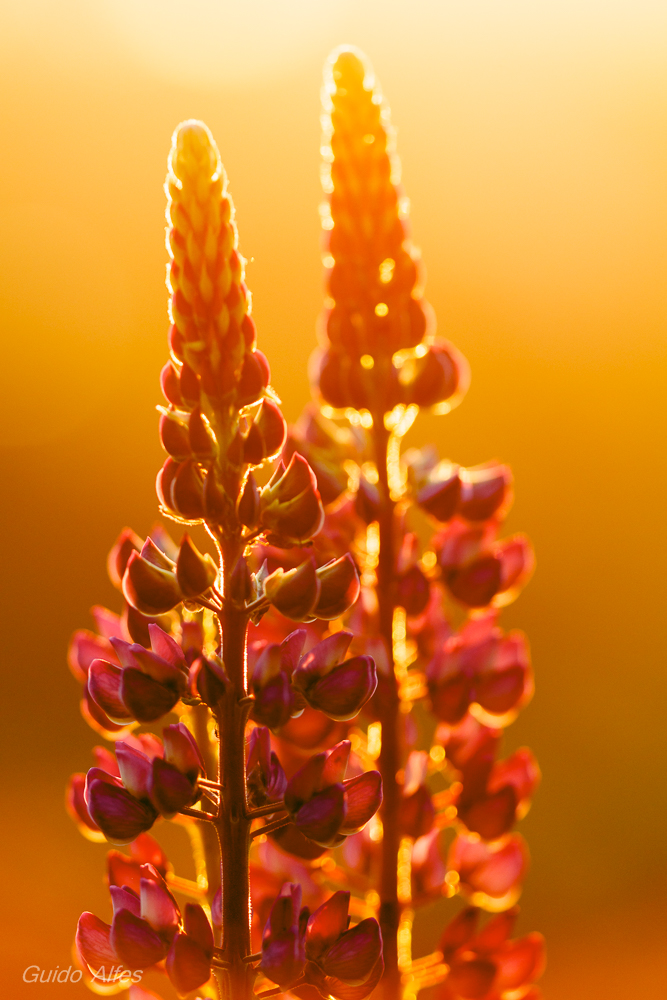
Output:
[
  {"xmin": 315, "ymin": 46, "xmax": 469, "ymax": 418},
  {"xmin": 70, "ymin": 115, "xmax": 378, "ymax": 1000},
  {"xmin": 301, "ymin": 45, "xmax": 541, "ymax": 999}
]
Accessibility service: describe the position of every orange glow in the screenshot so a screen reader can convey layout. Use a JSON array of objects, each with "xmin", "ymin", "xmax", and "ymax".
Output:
[{"xmin": 2, "ymin": 2, "xmax": 667, "ymax": 997}]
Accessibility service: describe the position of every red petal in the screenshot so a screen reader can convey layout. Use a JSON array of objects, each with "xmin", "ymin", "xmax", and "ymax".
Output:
[
  {"xmin": 320, "ymin": 917, "xmax": 382, "ymax": 985},
  {"xmin": 306, "ymin": 891, "xmax": 350, "ymax": 960},
  {"xmin": 110, "ymin": 908, "xmax": 167, "ymax": 969},
  {"xmin": 183, "ymin": 903, "xmax": 214, "ymax": 957},
  {"xmin": 76, "ymin": 912, "xmax": 116, "ymax": 971},
  {"xmin": 88, "ymin": 660, "xmax": 134, "ymax": 723},
  {"xmin": 341, "ymin": 772, "xmax": 382, "ymax": 833},
  {"xmin": 446, "ymin": 957, "xmax": 496, "ymax": 998},
  {"xmin": 166, "ymin": 932, "xmax": 212, "ymax": 996}
]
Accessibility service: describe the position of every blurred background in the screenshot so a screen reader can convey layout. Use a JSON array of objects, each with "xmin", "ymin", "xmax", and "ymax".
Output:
[{"xmin": 1, "ymin": 1, "xmax": 666, "ymax": 996}]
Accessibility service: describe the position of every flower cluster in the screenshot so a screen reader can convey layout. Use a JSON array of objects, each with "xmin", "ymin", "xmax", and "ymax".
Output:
[
  {"xmin": 271, "ymin": 46, "xmax": 543, "ymax": 998},
  {"xmin": 66, "ymin": 47, "xmax": 543, "ymax": 1000},
  {"xmin": 67, "ymin": 119, "xmax": 384, "ymax": 1000}
]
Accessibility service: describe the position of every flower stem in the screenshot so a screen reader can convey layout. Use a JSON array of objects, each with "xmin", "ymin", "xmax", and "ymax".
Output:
[
  {"xmin": 212, "ymin": 535, "xmax": 255, "ymax": 1000},
  {"xmin": 373, "ymin": 417, "xmax": 404, "ymax": 1000}
]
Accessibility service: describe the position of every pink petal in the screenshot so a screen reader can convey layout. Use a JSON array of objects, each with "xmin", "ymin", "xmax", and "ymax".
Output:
[
  {"xmin": 88, "ymin": 660, "xmax": 134, "ymax": 723},
  {"xmin": 76, "ymin": 912, "xmax": 116, "ymax": 971},
  {"xmin": 140, "ymin": 876, "xmax": 180, "ymax": 936},
  {"xmin": 320, "ymin": 917, "xmax": 381, "ymax": 985},
  {"xmin": 110, "ymin": 885, "xmax": 141, "ymax": 918},
  {"xmin": 183, "ymin": 903, "xmax": 214, "ymax": 957},
  {"xmin": 163, "ymin": 722, "xmax": 204, "ymax": 778},
  {"xmin": 111, "ymin": 908, "xmax": 167, "ymax": 970},
  {"xmin": 306, "ymin": 891, "xmax": 350, "ymax": 960},
  {"xmin": 295, "ymin": 785, "xmax": 347, "ymax": 846},
  {"xmin": 341, "ymin": 772, "xmax": 382, "ymax": 834},
  {"xmin": 86, "ymin": 778, "xmax": 157, "ymax": 845},
  {"xmin": 166, "ymin": 932, "xmax": 212, "ymax": 996},
  {"xmin": 116, "ymin": 742, "xmax": 153, "ymax": 800},
  {"xmin": 121, "ymin": 668, "xmax": 181, "ymax": 723},
  {"xmin": 148, "ymin": 623, "xmax": 186, "ymax": 668},
  {"xmin": 322, "ymin": 741, "xmax": 352, "ymax": 786}
]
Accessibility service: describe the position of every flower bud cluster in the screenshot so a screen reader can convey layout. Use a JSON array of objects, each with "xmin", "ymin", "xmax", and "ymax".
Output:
[
  {"xmin": 76, "ymin": 864, "xmax": 215, "ymax": 997},
  {"xmin": 273, "ymin": 45, "xmax": 546, "ymax": 998},
  {"xmin": 68, "ymin": 116, "xmax": 385, "ymax": 1000},
  {"xmin": 313, "ymin": 48, "xmax": 469, "ymax": 417}
]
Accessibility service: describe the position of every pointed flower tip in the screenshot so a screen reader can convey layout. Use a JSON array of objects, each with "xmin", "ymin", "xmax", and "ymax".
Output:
[
  {"xmin": 327, "ymin": 45, "xmax": 373, "ymax": 92},
  {"xmin": 169, "ymin": 119, "xmax": 222, "ymax": 183}
]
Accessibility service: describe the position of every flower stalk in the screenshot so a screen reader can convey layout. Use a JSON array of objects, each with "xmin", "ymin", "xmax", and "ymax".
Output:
[
  {"xmin": 69, "ymin": 119, "xmax": 384, "ymax": 1000},
  {"xmin": 297, "ymin": 46, "xmax": 544, "ymax": 999}
]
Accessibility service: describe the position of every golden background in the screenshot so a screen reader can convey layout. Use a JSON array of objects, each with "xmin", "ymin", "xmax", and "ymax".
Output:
[{"xmin": 1, "ymin": 1, "xmax": 666, "ymax": 996}]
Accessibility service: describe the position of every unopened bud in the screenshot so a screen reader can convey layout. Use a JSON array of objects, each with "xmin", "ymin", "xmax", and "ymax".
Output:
[
  {"xmin": 170, "ymin": 460, "xmax": 206, "ymax": 520},
  {"xmin": 107, "ymin": 528, "xmax": 143, "ymax": 590},
  {"xmin": 265, "ymin": 558, "xmax": 321, "ymax": 621},
  {"xmin": 188, "ymin": 408, "xmax": 218, "ymax": 459},
  {"xmin": 179, "ymin": 361, "xmax": 200, "ymax": 407},
  {"xmin": 237, "ymin": 473, "xmax": 260, "ymax": 528},
  {"xmin": 160, "ymin": 361, "xmax": 184, "ymax": 407},
  {"xmin": 417, "ymin": 470, "xmax": 461, "ymax": 522},
  {"xmin": 400, "ymin": 341, "xmax": 469, "ymax": 409},
  {"xmin": 176, "ymin": 534, "xmax": 218, "ymax": 599},
  {"xmin": 255, "ymin": 399, "xmax": 287, "ymax": 458},
  {"xmin": 314, "ymin": 554, "xmax": 360, "ymax": 620},
  {"xmin": 458, "ymin": 463, "xmax": 512, "ymax": 522},
  {"xmin": 159, "ymin": 412, "xmax": 192, "ymax": 461},
  {"xmin": 123, "ymin": 551, "xmax": 183, "ymax": 616},
  {"xmin": 203, "ymin": 469, "xmax": 227, "ymax": 521},
  {"xmin": 243, "ymin": 423, "xmax": 265, "ymax": 465},
  {"xmin": 237, "ymin": 349, "xmax": 270, "ymax": 406},
  {"xmin": 156, "ymin": 458, "xmax": 179, "ymax": 512},
  {"xmin": 397, "ymin": 564, "xmax": 430, "ymax": 616}
]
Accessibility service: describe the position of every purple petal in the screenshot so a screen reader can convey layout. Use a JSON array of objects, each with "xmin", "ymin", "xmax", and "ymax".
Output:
[
  {"xmin": 116, "ymin": 742, "xmax": 153, "ymax": 800},
  {"xmin": 111, "ymin": 908, "xmax": 167, "ymax": 970},
  {"xmin": 148, "ymin": 623, "xmax": 186, "ymax": 668},
  {"xmin": 321, "ymin": 741, "xmax": 351, "ymax": 786},
  {"xmin": 130, "ymin": 645, "xmax": 187, "ymax": 688},
  {"xmin": 321, "ymin": 918, "xmax": 382, "ymax": 985},
  {"xmin": 110, "ymin": 636, "xmax": 139, "ymax": 668},
  {"xmin": 295, "ymin": 631, "xmax": 354, "ymax": 681},
  {"xmin": 140, "ymin": 876, "xmax": 180, "ymax": 937},
  {"xmin": 285, "ymin": 753, "xmax": 327, "ymax": 814},
  {"xmin": 163, "ymin": 722, "xmax": 204, "ymax": 779},
  {"xmin": 301, "ymin": 656, "xmax": 377, "ymax": 722},
  {"xmin": 87, "ymin": 779, "xmax": 157, "ymax": 845},
  {"xmin": 280, "ymin": 629, "xmax": 308, "ymax": 672},
  {"xmin": 88, "ymin": 659, "xmax": 134, "ymax": 723},
  {"xmin": 295, "ymin": 785, "xmax": 347, "ymax": 847},
  {"xmin": 110, "ymin": 885, "xmax": 141, "ymax": 918},
  {"xmin": 148, "ymin": 758, "xmax": 196, "ymax": 818},
  {"xmin": 121, "ymin": 668, "xmax": 181, "ymax": 723}
]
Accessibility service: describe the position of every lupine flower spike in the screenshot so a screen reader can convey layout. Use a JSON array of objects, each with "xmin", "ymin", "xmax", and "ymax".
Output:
[
  {"xmin": 68, "ymin": 120, "xmax": 383, "ymax": 1000},
  {"xmin": 278, "ymin": 46, "xmax": 543, "ymax": 998}
]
